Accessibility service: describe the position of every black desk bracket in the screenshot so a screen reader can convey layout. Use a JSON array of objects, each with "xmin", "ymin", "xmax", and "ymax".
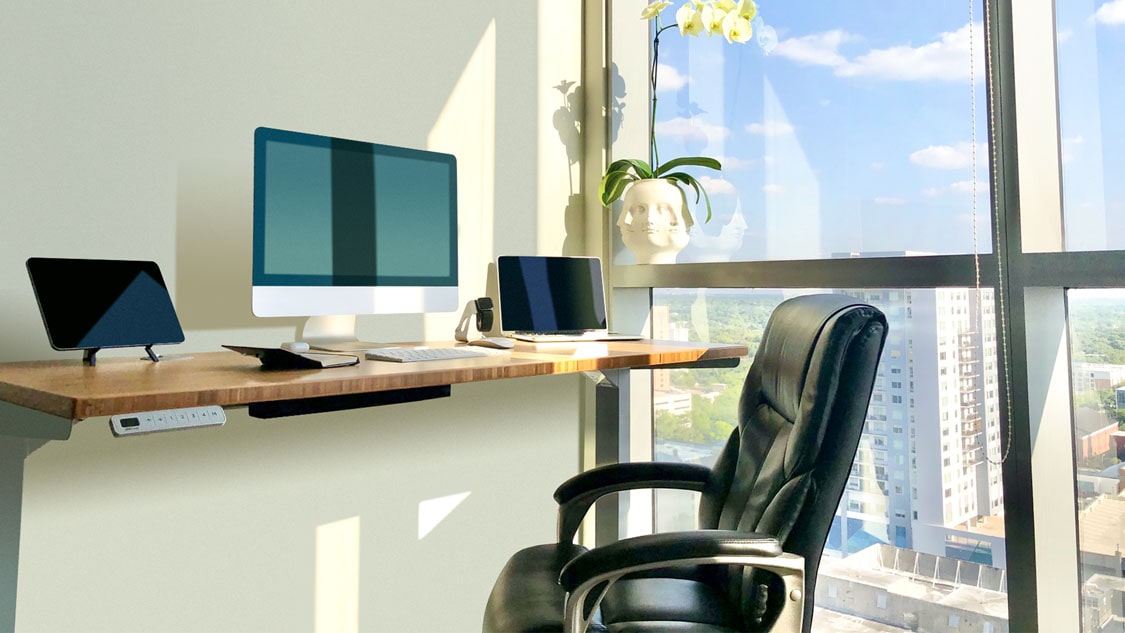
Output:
[{"xmin": 247, "ymin": 385, "xmax": 452, "ymax": 419}]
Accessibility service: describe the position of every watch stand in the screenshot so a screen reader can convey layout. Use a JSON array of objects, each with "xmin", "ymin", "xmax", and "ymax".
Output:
[{"xmin": 454, "ymin": 297, "xmax": 495, "ymax": 342}]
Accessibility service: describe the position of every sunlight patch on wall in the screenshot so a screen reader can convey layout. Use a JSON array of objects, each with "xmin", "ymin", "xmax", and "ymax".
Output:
[
  {"xmin": 425, "ymin": 20, "xmax": 496, "ymax": 340},
  {"xmin": 418, "ymin": 491, "xmax": 471, "ymax": 540},
  {"xmin": 314, "ymin": 516, "xmax": 360, "ymax": 633},
  {"xmin": 537, "ymin": 0, "xmax": 582, "ymax": 254}
]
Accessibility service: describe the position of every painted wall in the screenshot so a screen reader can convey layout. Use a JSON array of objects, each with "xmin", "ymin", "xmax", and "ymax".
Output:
[{"xmin": 1, "ymin": 2, "xmax": 585, "ymax": 630}]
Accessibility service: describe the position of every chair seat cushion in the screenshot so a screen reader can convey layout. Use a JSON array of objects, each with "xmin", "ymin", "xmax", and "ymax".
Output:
[
  {"xmin": 483, "ymin": 542, "xmax": 597, "ymax": 632},
  {"xmin": 599, "ymin": 577, "xmax": 741, "ymax": 632},
  {"xmin": 484, "ymin": 544, "xmax": 741, "ymax": 633}
]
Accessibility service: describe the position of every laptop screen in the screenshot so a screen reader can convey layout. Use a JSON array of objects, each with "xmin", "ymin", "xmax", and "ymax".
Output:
[{"xmin": 497, "ymin": 256, "xmax": 608, "ymax": 333}]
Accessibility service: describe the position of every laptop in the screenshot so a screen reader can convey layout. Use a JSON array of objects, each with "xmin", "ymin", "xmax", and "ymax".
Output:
[{"xmin": 496, "ymin": 255, "xmax": 643, "ymax": 342}]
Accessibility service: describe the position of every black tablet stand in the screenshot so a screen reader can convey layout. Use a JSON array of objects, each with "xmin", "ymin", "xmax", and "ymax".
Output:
[{"xmin": 83, "ymin": 345, "xmax": 161, "ymax": 367}]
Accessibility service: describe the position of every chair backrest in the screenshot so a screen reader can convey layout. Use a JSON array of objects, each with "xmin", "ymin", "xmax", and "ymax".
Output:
[{"xmin": 697, "ymin": 294, "xmax": 887, "ymax": 632}]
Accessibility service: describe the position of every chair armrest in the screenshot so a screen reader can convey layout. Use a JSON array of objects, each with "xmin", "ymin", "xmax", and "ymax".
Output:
[
  {"xmin": 558, "ymin": 530, "xmax": 804, "ymax": 633},
  {"xmin": 553, "ymin": 463, "xmax": 712, "ymax": 543}
]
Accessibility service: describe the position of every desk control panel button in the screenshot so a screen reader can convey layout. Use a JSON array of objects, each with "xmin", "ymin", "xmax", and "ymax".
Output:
[{"xmin": 110, "ymin": 405, "xmax": 226, "ymax": 437}]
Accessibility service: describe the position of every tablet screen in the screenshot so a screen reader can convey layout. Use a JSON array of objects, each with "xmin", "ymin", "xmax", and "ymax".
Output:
[{"xmin": 26, "ymin": 258, "xmax": 185, "ymax": 351}]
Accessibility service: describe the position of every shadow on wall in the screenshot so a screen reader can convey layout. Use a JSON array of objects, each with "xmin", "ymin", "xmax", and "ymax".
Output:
[
  {"xmin": 174, "ymin": 161, "xmax": 299, "ymax": 331},
  {"xmin": 553, "ymin": 66, "xmax": 625, "ymax": 257}
]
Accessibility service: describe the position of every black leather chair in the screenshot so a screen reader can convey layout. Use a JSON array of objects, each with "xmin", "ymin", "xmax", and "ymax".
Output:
[{"xmin": 482, "ymin": 294, "xmax": 888, "ymax": 633}]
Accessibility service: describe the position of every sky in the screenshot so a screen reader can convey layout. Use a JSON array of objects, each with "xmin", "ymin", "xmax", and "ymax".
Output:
[{"xmin": 636, "ymin": 0, "xmax": 1124, "ymax": 262}]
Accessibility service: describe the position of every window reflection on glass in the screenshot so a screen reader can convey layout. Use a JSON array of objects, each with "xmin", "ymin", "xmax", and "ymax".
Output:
[
  {"xmin": 1056, "ymin": 5, "xmax": 1125, "ymax": 251},
  {"xmin": 613, "ymin": 1, "xmax": 993, "ymax": 263},
  {"xmin": 1068, "ymin": 289, "xmax": 1125, "ymax": 633},
  {"xmin": 652, "ymin": 287, "xmax": 1008, "ymax": 632}
]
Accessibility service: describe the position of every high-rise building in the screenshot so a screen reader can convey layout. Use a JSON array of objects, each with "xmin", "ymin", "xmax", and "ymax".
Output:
[{"xmin": 834, "ymin": 282, "xmax": 1005, "ymax": 568}]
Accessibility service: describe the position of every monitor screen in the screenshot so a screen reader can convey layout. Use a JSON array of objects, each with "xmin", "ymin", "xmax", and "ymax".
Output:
[{"xmin": 252, "ymin": 127, "xmax": 458, "ymax": 319}]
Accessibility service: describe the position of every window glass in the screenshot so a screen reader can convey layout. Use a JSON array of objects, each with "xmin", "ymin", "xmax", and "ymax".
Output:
[
  {"xmin": 615, "ymin": 1, "xmax": 992, "ymax": 264},
  {"xmin": 1068, "ymin": 289, "xmax": 1125, "ymax": 633},
  {"xmin": 1056, "ymin": 4, "xmax": 1125, "ymax": 251},
  {"xmin": 652, "ymin": 288, "xmax": 1008, "ymax": 632}
]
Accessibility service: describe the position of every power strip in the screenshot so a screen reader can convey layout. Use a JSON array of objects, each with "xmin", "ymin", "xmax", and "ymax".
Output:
[{"xmin": 110, "ymin": 405, "xmax": 226, "ymax": 437}]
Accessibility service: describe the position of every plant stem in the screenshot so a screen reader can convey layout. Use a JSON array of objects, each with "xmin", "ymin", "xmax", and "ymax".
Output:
[{"xmin": 651, "ymin": 22, "xmax": 677, "ymax": 172}]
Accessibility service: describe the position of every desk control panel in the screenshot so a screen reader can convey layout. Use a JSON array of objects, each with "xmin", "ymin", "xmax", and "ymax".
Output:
[{"xmin": 110, "ymin": 405, "xmax": 226, "ymax": 437}]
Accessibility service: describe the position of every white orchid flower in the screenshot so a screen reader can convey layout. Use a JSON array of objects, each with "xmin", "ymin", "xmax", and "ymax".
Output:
[
  {"xmin": 713, "ymin": 0, "xmax": 737, "ymax": 12},
  {"xmin": 735, "ymin": 0, "xmax": 757, "ymax": 21},
  {"xmin": 641, "ymin": 0, "xmax": 672, "ymax": 20},
  {"xmin": 677, "ymin": 2, "xmax": 705, "ymax": 36},
  {"xmin": 701, "ymin": 4, "xmax": 727, "ymax": 36},
  {"xmin": 722, "ymin": 11, "xmax": 753, "ymax": 43}
]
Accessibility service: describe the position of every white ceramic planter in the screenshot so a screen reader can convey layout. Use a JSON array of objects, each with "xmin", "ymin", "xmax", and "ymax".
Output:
[{"xmin": 617, "ymin": 178, "xmax": 693, "ymax": 264}]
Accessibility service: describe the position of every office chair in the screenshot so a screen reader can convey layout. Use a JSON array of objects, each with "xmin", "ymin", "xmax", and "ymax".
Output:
[{"xmin": 482, "ymin": 294, "xmax": 888, "ymax": 633}]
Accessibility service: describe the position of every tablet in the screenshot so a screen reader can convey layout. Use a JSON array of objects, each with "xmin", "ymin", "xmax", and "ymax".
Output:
[{"xmin": 26, "ymin": 258, "xmax": 185, "ymax": 363}]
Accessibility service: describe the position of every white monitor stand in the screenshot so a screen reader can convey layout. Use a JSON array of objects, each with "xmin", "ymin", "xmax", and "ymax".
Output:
[{"xmin": 299, "ymin": 315, "xmax": 361, "ymax": 350}]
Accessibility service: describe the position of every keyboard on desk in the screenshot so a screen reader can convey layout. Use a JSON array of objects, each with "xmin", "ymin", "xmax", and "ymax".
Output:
[{"xmin": 364, "ymin": 346, "xmax": 491, "ymax": 363}]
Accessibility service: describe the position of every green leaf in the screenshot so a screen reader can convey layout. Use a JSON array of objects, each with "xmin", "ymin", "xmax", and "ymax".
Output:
[
  {"xmin": 654, "ymin": 156, "xmax": 721, "ymax": 177},
  {"xmin": 599, "ymin": 171, "xmax": 637, "ymax": 206},
  {"xmin": 605, "ymin": 158, "xmax": 655, "ymax": 180},
  {"xmin": 664, "ymin": 172, "xmax": 714, "ymax": 223}
]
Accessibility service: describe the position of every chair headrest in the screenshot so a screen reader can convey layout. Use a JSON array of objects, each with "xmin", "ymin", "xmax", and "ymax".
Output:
[{"xmin": 747, "ymin": 294, "xmax": 886, "ymax": 476}]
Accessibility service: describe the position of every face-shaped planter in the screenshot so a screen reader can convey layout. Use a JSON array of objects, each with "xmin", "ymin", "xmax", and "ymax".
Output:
[{"xmin": 617, "ymin": 179, "xmax": 693, "ymax": 264}]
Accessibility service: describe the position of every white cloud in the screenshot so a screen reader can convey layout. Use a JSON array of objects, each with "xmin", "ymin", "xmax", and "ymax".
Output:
[
  {"xmin": 909, "ymin": 142, "xmax": 987, "ymax": 169},
  {"xmin": 1057, "ymin": 28, "xmax": 1074, "ymax": 44},
  {"xmin": 921, "ymin": 187, "xmax": 939, "ymax": 197},
  {"xmin": 871, "ymin": 162, "xmax": 887, "ymax": 170},
  {"xmin": 771, "ymin": 29, "xmax": 853, "ymax": 67},
  {"xmin": 698, "ymin": 176, "xmax": 737, "ymax": 194},
  {"xmin": 948, "ymin": 180, "xmax": 986, "ymax": 195},
  {"xmin": 654, "ymin": 117, "xmax": 730, "ymax": 142},
  {"xmin": 713, "ymin": 155, "xmax": 757, "ymax": 170},
  {"xmin": 655, "ymin": 63, "xmax": 689, "ymax": 92},
  {"xmin": 762, "ymin": 184, "xmax": 785, "ymax": 195},
  {"xmin": 746, "ymin": 120, "xmax": 795, "ymax": 136},
  {"xmin": 1096, "ymin": 0, "xmax": 1125, "ymax": 25},
  {"xmin": 874, "ymin": 197, "xmax": 906, "ymax": 205},
  {"xmin": 837, "ymin": 24, "xmax": 986, "ymax": 81}
]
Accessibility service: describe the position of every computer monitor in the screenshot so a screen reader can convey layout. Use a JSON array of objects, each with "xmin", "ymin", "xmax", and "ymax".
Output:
[{"xmin": 252, "ymin": 127, "xmax": 458, "ymax": 344}]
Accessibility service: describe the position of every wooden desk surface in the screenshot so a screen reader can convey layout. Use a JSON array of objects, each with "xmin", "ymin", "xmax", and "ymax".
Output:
[{"xmin": 0, "ymin": 340, "xmax": 747, "ymax": 421}]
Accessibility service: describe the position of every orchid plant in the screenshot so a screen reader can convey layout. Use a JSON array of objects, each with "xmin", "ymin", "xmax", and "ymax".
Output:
[{"xmin": 599, "ymin": 0, "xmax": 767, "ymax": 223}]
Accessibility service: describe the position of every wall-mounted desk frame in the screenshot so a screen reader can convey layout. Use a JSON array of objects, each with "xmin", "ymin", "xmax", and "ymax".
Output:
[{"xmin": 0, "ymin": 340, "xmax": 746, "ymax": 629}]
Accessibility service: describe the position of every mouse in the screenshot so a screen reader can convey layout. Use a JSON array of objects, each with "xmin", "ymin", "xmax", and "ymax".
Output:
[
  {"xmin": 468, "ymin": 337, "xmax": 515, "ymax": 350},
  {"xmin": 280, "ymin": 341, "xmax": 310, "ymax": 352}
]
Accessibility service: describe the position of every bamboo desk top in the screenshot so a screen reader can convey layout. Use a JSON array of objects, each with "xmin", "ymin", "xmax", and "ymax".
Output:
[{"xmin": 0, "ymin": 340, "xmax": 747, "ymax": 423}]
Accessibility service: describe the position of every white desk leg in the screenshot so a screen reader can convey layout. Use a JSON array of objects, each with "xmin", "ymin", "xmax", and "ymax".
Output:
[
  {"xmin": 593, "ymin": 369, "xmax": 630, "ymax": 547},
  {"xmin": 0, "ymin": 435, "xmax": 26, "ymax": 632},
  {"xmin": 0, "ymin": 402, "xmax": 71, "ymax": 631}
]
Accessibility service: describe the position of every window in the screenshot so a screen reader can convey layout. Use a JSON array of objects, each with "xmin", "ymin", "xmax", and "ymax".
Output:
[
  {"xmin": 611, "ymin": 0, "xmax": 1125, "ymax": 630},
  {"xmin": 1069, "ymin": 289, "xmax": 1125, "ymax": 632},
  {"xmin": 652, "ymin": 288, "xmax": 1004, "ymax": 630},
  {"xmin": 617, "ymin": 4, "xmax": 993, "ymax": 265}
]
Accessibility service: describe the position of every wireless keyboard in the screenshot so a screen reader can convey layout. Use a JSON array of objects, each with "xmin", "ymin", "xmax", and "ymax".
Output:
[{"xmin": 365, "ymin": 346, "xmax": 490, "ymax": 363}]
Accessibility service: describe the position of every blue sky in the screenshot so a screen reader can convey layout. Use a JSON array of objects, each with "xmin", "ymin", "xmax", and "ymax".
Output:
[{"xmin": 643, "ymin": 0, "xmax": 1123, "ymax": 261}]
